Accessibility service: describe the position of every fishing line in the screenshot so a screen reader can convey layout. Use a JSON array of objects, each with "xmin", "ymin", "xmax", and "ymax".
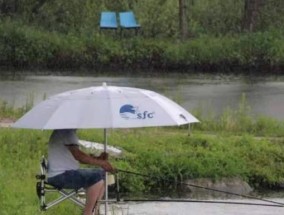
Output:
[
  {"xmin": 116, "ymin": 169, "xmax": 284, "ymax": 207},
  {"xmin": 121, "ymin": 199, "xmax": 284, "ymax": 207}
]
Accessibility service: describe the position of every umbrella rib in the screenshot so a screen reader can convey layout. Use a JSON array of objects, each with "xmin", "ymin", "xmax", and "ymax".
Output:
[
  {"xmin": 104, "ymin": 85, "xmax": 113, "ymax": 128},
  {"xmin": 42, "ymin": 100, "xmax": 66, "ymax": 129},
  {"xmin": 142, "ymin": 91, "xmax": 182, "ymax": 126}
]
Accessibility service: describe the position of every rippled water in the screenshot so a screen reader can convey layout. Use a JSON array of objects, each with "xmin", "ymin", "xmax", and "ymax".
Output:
[{"xmin": 0, "ymin": 73, "xmax": 284, "ymax": 119}]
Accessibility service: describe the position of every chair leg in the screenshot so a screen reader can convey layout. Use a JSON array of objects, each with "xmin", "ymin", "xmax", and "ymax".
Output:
[
  {"xmin": 44, "ymin": 189, "xmax": 85, "ymax": 210},
  {"xmin": 36, "ymin": 180, "xmax": 47, "ymax": 210},
  {"xmin": 36, "ymin": 156, "xmax": 86, "ymax": 211}
]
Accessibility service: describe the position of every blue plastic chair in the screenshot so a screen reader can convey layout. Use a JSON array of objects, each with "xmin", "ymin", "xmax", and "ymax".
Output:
[
  {"xmin": 119, "ymin": 11, "xmax": 140, "ymax": 29},
  {"xmin": 100, "ymin": 12, "xmax": 118, "ymax": 29}
]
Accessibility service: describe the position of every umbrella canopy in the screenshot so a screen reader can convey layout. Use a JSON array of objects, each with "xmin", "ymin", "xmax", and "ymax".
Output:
[{"xmin": 12, "ymin": 83, "xmax": 199, "ymax": 129}]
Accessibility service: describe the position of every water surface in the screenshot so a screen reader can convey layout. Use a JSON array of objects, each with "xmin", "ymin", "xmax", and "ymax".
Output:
[{"xmin": 1, "ymin": 73, "xmax": 284, "ymax": 119}]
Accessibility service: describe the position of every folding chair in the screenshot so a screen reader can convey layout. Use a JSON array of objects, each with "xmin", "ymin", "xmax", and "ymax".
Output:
[
  {"xmin": 119, "ymin": 11, "xmax": 141, "ymax": 35},
  {"xmin": 35, "ymin": 156, "xmax": 85, "ymax": 211},
  {"xmin": 100, "ymin": 11, "xmax": 118, "ymax": 30}
]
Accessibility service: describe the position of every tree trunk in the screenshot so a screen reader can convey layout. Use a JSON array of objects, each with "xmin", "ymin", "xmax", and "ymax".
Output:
[
  {"xmin": 179, "ymin": 0, "xmax": 188, "ymax": 40},
  {"xmin": 242, "ymin": 0, "xmax": 264, "ymax": 32},
  {"xmin": 0, "ymin": 0, "xmax": 18, "ymax": 15}
]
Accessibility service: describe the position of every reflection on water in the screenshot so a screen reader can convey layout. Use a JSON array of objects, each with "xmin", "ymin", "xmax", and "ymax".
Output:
[{"xmin": 0, "ymin": 73, "xmax": 284, "ymax": 119}]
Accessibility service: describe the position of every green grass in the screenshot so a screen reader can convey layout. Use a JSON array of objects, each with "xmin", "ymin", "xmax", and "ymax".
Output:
[
  {"xmin": 0, "ymin": 129, "xmax": 83, "ymax": 215},
  {"xmin": 0, "ymin": 100, "xmax": 284, "ymax": 214},
  {"xmin": 0, "ymin": 126, "xmax": 284, "ymax": 214}
]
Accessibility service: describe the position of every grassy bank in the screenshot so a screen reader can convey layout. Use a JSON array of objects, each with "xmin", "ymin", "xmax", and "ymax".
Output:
[
  {"xmin": 1, "ymin": 99, "xmax": 284, "ymax": 214},
  {"xmin": 1, "ymin": 21, "xmax": 284, "ymax": 73},
  {"xmin": 0, "ymin": 127, "xmax": 284, "ymax": 215}
]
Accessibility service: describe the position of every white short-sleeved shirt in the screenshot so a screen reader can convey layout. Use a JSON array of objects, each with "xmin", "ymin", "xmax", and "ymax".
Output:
[{"xmin": 47, "ymin": 129, "xmax": 80, "ymax": 178}]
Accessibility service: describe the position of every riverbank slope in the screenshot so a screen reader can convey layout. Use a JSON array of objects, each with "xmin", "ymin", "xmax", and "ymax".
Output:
[{"xmin": 1, "ymin": 21, "xmax": 284, "ymax": 74}]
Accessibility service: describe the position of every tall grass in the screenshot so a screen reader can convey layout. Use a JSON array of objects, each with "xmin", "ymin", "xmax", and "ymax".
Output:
[
  {"xmin": 192, "ymin": 94, "xmax": 284, "ymax": 137},
  {"xmin": 0, "ymin": 100, "xmax": 32, "ymax": 120}
]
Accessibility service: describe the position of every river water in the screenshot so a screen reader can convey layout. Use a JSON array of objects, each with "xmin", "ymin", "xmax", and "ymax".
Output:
[{"xmin": 0, "ymin": 73, "xmax": 284, "ymax": 119}]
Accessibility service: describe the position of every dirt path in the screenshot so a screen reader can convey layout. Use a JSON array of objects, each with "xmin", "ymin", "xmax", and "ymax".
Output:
[{"xmin": 0, "ymin": 118, "xmax": 15, "ymax": 127}]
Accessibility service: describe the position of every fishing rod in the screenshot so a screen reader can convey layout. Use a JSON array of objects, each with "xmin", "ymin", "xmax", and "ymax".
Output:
[{"xmin": 116, "ymin": 169, "xmax": 284, "ymax": 207}]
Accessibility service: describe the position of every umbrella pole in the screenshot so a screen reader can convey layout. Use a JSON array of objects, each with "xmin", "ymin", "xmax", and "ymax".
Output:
[{"xmin": 103, "ymin": 128, "xmax": 108, "ymax": 215}]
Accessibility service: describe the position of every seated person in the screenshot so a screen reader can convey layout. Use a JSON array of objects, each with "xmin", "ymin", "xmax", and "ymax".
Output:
[{"xmin": 47, "ymin": 129, "xmax": 115, "ymax": 215}]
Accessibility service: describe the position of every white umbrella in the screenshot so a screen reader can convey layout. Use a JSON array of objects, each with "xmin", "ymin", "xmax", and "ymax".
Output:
[
  {"xmin": 13, "ymin": 83, "xmax": 198, "ymax": 129},
  {"xmin": 12, "ymin": 82, "xmax": 199, "ymax": 214}
]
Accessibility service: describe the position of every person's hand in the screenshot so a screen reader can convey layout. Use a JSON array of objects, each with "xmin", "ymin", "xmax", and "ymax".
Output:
[{"xmin": 100, "ymin": 160, "xmax": 115, "ymax": 173}]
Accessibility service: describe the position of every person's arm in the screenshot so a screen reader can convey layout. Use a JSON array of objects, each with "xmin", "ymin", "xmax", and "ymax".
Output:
[{"xmin": 67, "ymin": 145, "xmax": 114, "ymax": 172}]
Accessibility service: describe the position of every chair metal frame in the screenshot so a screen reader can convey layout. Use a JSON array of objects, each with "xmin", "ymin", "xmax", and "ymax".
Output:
[{"xmin": 35, "ymin": 156, "xmax": 86, "ymax": 211}]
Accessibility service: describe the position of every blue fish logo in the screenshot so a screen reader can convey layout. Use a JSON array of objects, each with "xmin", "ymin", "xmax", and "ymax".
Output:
[
  {"xmin": 120, "ymin": 105, "xmax": 136, "ymax": 114},
  {"xmin": 120, "ymin": 105, "xmax": 138, "ymax": 119},
  {"xmin": 120, "ymin": 104, "xmax": 155, "ymax": 120}
]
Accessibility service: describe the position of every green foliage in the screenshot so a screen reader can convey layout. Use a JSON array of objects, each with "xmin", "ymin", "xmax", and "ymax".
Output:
[
  {"xmin": 0, "ymin": 119, "xmax": 284, "ymax": 213},
  {"xmin": 0, "ymin": 20, "xmax": 54, "ymax": 67},
  {"xmin": 268, "ymin": 33, "xmax": 284, "ymax": 65},
  {"xmin": 190, "ymin": 0, "xmax": 243, "ymax": 35},
  {"xmin": 120, "ymin": 38, "xmax": 168, "ymax": 68},
  {"xmin": 0, "ymin": 100, "xmax": 32, "ymax": 119},
  {"xmin": 232, "ymin": 135, "xmax": 284, "ymax": 187},
  {"xmin": 135, "ymin": 0, "xmax": 178, "ymax": 38},
  {"xmin": 257, "ymin": 0, "xmax": 284, "ymax": 32},
  {"xmin": 2, "ymin": 20, "xmax": 284, "ymax": 71},
  {"xmin": 163, "ymin": 35, "xmax": 240, "ymax": 68},
  {"xmin": 236, "ymin": 31, "xmax": 282, "ymax": 65},
  {"xmin": 20, "ymin": 0, "xmax": 103, "ymax": 34},
  {"xmin": 2, "ymin": 0, "xmax": 284, "ymax": 38}
]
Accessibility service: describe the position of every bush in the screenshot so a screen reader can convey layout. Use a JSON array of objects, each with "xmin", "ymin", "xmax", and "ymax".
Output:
[{"xmin": 0, "ymin": 20, "xmax": 284, "ymax": 73}]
